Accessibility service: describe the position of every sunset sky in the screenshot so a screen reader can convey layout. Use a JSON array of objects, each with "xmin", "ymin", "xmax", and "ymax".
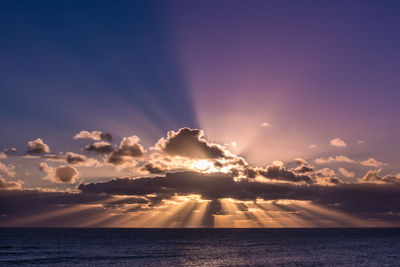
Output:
[{"xmin": 1, "ymin": 0, "xmax": 400, "ymax": 227}]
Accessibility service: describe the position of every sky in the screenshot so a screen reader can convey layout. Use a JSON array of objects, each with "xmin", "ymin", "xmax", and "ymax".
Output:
[{"xmin": 1, "ymin": 0, "xmax": 400, "ymax": 227}]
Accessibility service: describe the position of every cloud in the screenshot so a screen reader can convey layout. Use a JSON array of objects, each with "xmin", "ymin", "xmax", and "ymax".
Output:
[
  {"xmin": 27, "ymin": 138, "xmax": 50, "ymax": 154},
  {"xmin": 314, "ymin": 168, "xmax": 336, "ymax": 177},
  {"xmin": 0, "ymin": 162, "xmax": 16, "ymax": 177},
  {"xmin": 294, "ymin": 165, "xmax": 314, "ymax": 173},
  {"xmin": 308, "ymin": 144, "xmax": 317, "ymax": 149},
  {"xmin": 83, "ymin": 141, "xmax": 113, "ymax": 153},
  {"xmin": 73, "ymin": 131, "xmax": 113, "ymax": 141},
  {"xmin": 315, "ymin": 155, "xmax": 355, "ymax": 164},
  {"xmin": 315, "ymin": 155, "xmax": 387, "ymax": 169},
  {"xmin": 39, "ymin": 162, "xmax": 79, "ymax": 183},
  {"xmin": 65, "ymin": 152, "xmax": 98, "ymax": 167},
  {"xmin": 107, "ymin": 136, "xmax": 145, "ymax": 166},
  {"xmin": 140, "ymin": 163, "xmax": 166, "ymax": 174},
  {"xmin": 330, "ymin": 138, "xmax": 347, "ymax": 147},
  {"xmin": 360, "ymin": 158, "xmax": 388, "ymax": 168},
  {"xmin": 0, "ymin": 176, "xmax": 23, "ymax": 190},
  {"xmin": 257, "ymin": 165, "xmax": 313, "ymax": 184},
  {"xmin": 155, "ymin": 128, "xmax": 227, "ymax": 159},
  {"xmin": 0, "ymin": 152, "xmax": 6, "ymax": 159},
  {"xmin": 357, "ymin": 140, "xmax": 365, "ymax": 144},
  {"xmin": 77, "ymin": 171, "xmax": 400, "ymax": 219},
  {"xmin": 43, "ymin": 154, "xmax": 64, "ymax": 161},
  {"xmin": 2, "ymin": 169, "xmax": 400, "ymax": 227},
  {"xmin": 338, "ymin": 167, "xmax": 355, "ymax": 178},
  {"xmin": 293, "ymin": 158, "xmax": 314, "ymax": 173},
  {"xmin": 360, "ymin": 169, "xmax": 400, "ymax": 184},
  {"xmin": 3, "ymin": 147, "xmax": 16, "ymax": 153},
  {"xmin": 3, "ymin": 127, "xmax": 400, "ymax": 227},
  {"xmin": 311, "ymin": 168, "xmax": 342, "ymax": 186}
]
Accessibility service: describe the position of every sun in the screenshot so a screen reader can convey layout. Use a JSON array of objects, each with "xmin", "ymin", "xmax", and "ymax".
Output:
[
  {"xmin": 189, "ymin": 159, "xmax": 232, "ymax": 174},
  {"xmin": 190, "ymin": 160, "xmax": 214, "ymax": 172}
]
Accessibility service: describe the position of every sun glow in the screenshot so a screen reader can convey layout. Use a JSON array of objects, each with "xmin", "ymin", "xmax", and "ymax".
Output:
[
  {"xmin": 189, "ymin": 159, "xmax": 230, "ymax": 173},
  {"xmin": 190, "ymin": 160, "xmax": 214, "ymax": 171}
]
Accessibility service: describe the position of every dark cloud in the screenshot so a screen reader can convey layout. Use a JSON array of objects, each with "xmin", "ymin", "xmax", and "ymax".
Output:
[
  {"xmin": 77, "ymin": 171, "xmax": 304, "ymax": 200},
  {"xmin": 100, "ymin": 133, "xmax": 113, "ymax": 142},
  {"xmin": 66, "ymin": 152, "xmax": 86, "ymax": 164},
  {"xmin": 107, "ymin": 136, "xmax": 144, "ymax": 165},
  {"xmin": 360, "ymin": 169, "xmax": 400, "ymax": 184},
  {"xmin": 84, "ymin": 141, "xmax": 114, "ymax": 153},
  {"xmin": 27, "ymin": 138, "xmax": 50, "ymax": 154},
  {"xmin": 257, "ymin": 165, "xmax": 313, "ymax": 184},
  {"xmin": 155, "ymin": 128, "xmax": 227, "ymax": 159},
  {"xmin": 2, "ymin": 171, "xmax": 400, "ymax": 226},
  {"xmin": 77, "ymin": 171, "xmax": 400, "ymax": 221},
  {"xmin": 141, "ymin": 163, "xmax": 165, "ymax": 174},
  {"xmin": 65, "ymin": 152, "xmax": 97, "ymax": 167},
  {"xmin": 292, "ymin": 158, "xmax": 315, "ymax": 173},
  {"xmin": 39, "ymin": 162, "xmax": 79, "ymax": 183},
  {"xmin": 295, "ymin": 165, "xmax": 314, "ymax": 173},
  {"xmin": 73, "ymin": 131, "xmax": 113, "ymax": 141},
  {"xmin": 54, "ymin": 166, "xmax": 79, "ymax": 183}
]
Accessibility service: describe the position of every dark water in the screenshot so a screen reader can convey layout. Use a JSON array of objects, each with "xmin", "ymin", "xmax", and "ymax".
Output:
[{"xmin": 0, "ymin": 228, "xmax": 399, "ymax": 266}]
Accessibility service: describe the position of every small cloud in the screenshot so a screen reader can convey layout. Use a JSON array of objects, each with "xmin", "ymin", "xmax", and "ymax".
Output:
[
  {"xmin": 0, "ymin": 175, "xmax": 23, "ymax": 190},
  {"xmin": 316, "ymin": 155, "xmax": 387, "ymax": 169},
  {"xmin": 140, "ymin": 163, "xmax": 165, "ymax": 174},
  {"xmin": 65, "ymin": 152, "xmax": 98, "ymax": 167},
  {"xmin": 330, "ymin": 138, "xmax": 347, "ymax": 147},
  {"xmin": 3, "ymin": 147, "xmax": 16, "ymax": 153},
  {"xmin": 84, "ymin": 141, "xmax": 114, "ymax": 153},
  {"xmin": 0, "ymin": 162, "xmax": 16, "ymax": 177},
  {"xmin": 0, "ymin": 152, "xmax": 6, "ymax": 159},
  {"xmin": 315, "ymin": 155, "xmax": 355, "ymax": 164},
  {"xmin": 293, "ymin": 158, "xmax": 314, "ymax": 174},
  {"xmin": 43, "ymin": 154, "xmax": 64, "ymax": 162},
  {"xmin": 360, "ymin": 158, "xmax": 387, "ymax": 168},
  {"xmin": 261, "ymin": 122, "xmax": 272, "ymax": 128},
  {"xmin": 27, "ymin": 138, "xmax": 50, "ymax": 154},
  {"xmin": 360, "ymin": 169, "xmax": 399, "ymax": 184},
  {"xmin": 338, "ymin": 167, "xmax": 355, "ymax": 178},
  {"xmin": 107, "ymin": 136, "xmax": 145, "ymax": 166},
  {"xmin": 357, "ymin": 140, "xmax": 365, "ymax": 145},
  {"xmin": 39, "ymin": 162, "xmax": 79, "ymax": 183},
  {"xmin": 308, "ymin": 144, "xmax": 317, "ymax": 149},
  {"xmin": 74, "ymin": 130, "xmax": 112, "ymax": 141}
]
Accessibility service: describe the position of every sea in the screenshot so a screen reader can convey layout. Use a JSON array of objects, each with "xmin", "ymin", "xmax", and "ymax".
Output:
[{"xmin": 0, "ymin": 228, "xmax": 399, "ymax": 266}]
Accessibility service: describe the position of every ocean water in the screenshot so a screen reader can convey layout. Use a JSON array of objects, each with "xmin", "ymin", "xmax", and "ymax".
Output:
[{"xmin": 0, "ymin": 228, "xmax": 399, "ymax": 266}]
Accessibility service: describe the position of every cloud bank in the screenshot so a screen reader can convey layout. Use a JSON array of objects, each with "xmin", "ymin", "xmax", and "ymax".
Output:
[{"xmin": 1, "ymin": 127, "xmax": 399, "ymax": 227}]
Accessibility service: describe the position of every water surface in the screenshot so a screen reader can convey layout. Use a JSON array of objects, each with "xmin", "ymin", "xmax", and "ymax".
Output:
[{"xmin": 1, "ymin": 228, "xmax": 399, "ymax": 266}]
